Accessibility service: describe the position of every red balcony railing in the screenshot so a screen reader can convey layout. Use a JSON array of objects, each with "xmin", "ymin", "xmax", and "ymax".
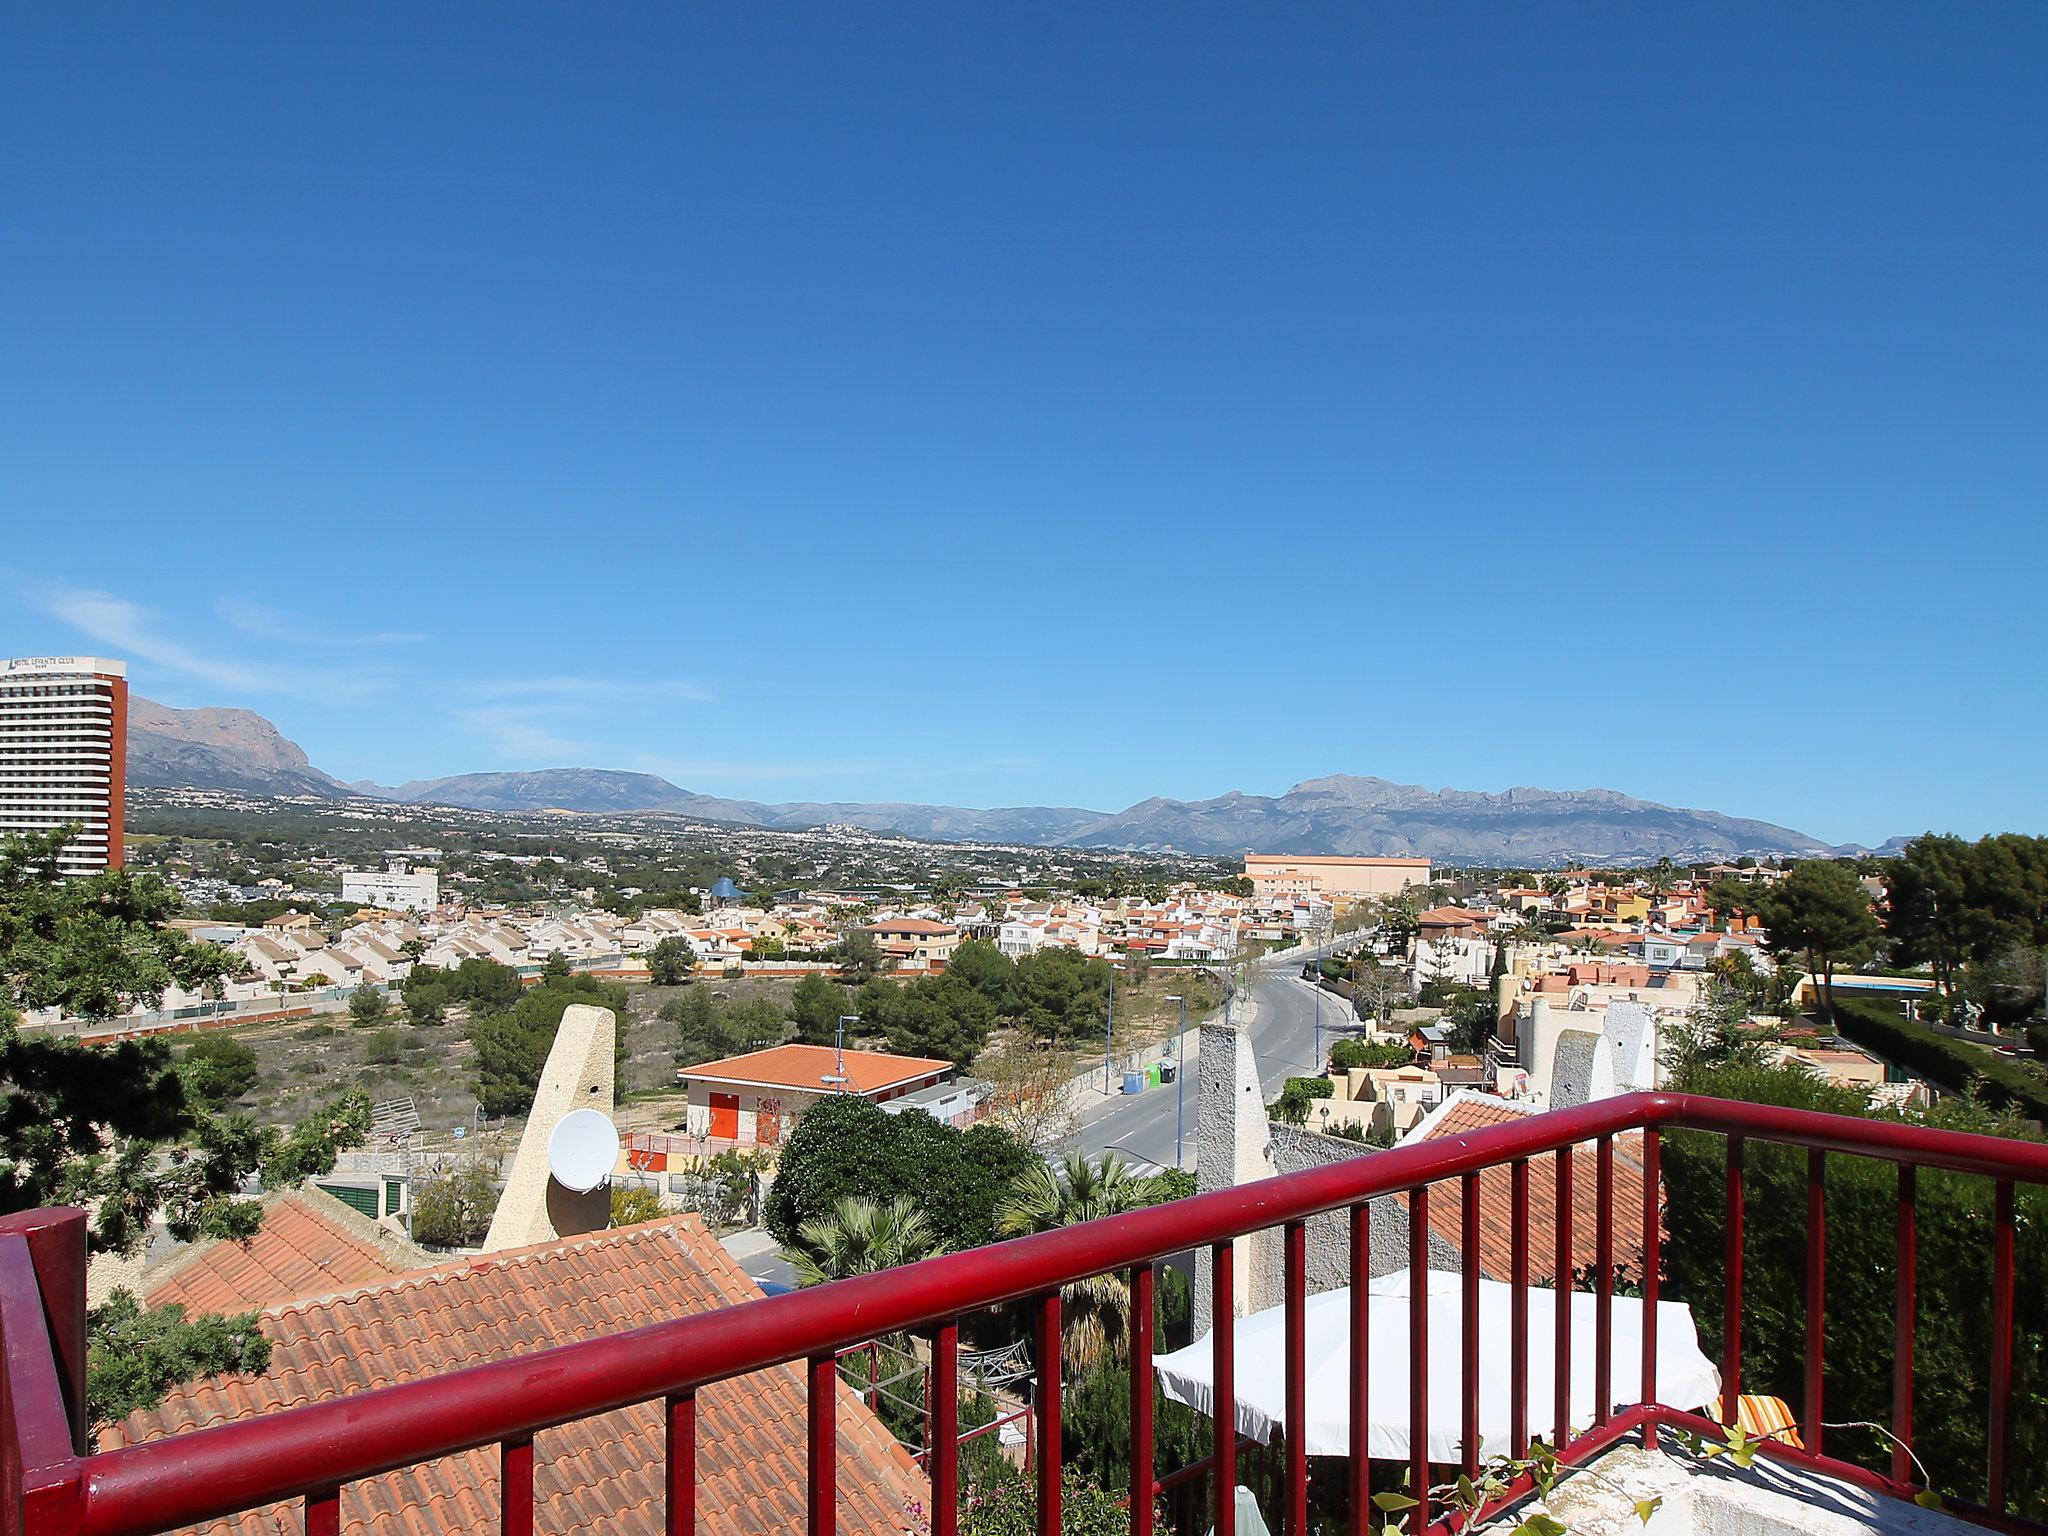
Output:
[{"xmin": 5, "ymin": 1091, "xmax": 2045, "ymax": 1536}]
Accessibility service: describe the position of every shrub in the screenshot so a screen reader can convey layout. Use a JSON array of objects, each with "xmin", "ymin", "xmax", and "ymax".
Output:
[
  {"xmin": 178, "ymin": 1034, "xmax": 259, "ymax": 1108},
  {"xmin": 962, "ymin": 1471, "xmax": 1155, "ymax": 1536},
  {"xmin": 359, "ymin": 1027, "xmax": 402, "ymax": 1065},
  {"xmin": 347, "ymin": 982, "xmax": 388, "ymax": 1026},
  {"xmin": 1329, "ymin": 1038, "xmax": 1414, "ymax": 1071},
  {"xmin": 765, "ymin": 1095, "xmax": 1034, "ymax": 1256},
  {"xmin": 1833, "ymin": 997, "xmax": 2048, "ymax": 1121},
  {"xmin": 610, "ymin": 1185, "xmax": 667, "ymax": 1225},
  {"xmin": 411, "ymin": 1164, "xmax": 500, "ymax": 1248},
  {"xmin": 1269, "ymin": 1075, "xmax": 1333, "ymax": 1126},
  {"xmin": 1663, "ymin": 1058, "xmax": 2048, "ymax": 1514}
]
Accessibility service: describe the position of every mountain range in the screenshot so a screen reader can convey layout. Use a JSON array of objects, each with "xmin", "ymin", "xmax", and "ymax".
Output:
[{"xmin": 125, "ymin": 695, "xmax": 1850, "ymax": 864}]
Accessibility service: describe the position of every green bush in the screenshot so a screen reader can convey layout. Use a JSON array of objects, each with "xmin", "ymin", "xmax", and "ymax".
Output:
[
  {"xmin": 961, "ymin": 1471, "xmax": 1154, "ymax": 1536},
  {"xmin": 1833, "ymin": 997, "xmax": 2048, "ymax": 1121},
  {"xmin": 1329, "ymin": 1038, "xmax": 1414, "ymax": 1071},
  {"xmin": 177, "ymin": 1033, "xmax": 259, "ymax": 1107},
  {"xmin": 1269, "ymin": 1075, "xmax": 1333, "ymax": 1126},
  {"xmin": 764, "ymin": 1095, "xmax": 1034, "ymax": 1256},
  {"xmin": 1663, "ymin": 1059, "xmax": 2048, "ymax": 1516},
  {"xmin": 411, "ymin": 1164, "xmax": 500, "ymax": 1248},
  {"xmin": 360, "ymin": 1027, "xmax": 402, "ymax": 1066}
]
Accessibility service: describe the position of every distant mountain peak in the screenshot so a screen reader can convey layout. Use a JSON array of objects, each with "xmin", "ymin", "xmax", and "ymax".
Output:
[{"xmin": 120, "ymin": 699, "xmax": 1842, "ymax": 867}]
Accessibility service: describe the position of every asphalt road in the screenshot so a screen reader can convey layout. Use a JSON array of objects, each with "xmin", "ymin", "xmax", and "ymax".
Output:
[{"xmin": 1070, "ymin": 959, "xmax": 1359, "ymax": 1174}]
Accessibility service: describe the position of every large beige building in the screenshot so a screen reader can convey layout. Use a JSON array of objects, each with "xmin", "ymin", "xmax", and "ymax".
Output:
[
  {"xmin": 0, "ymin": 655, "xmax": 127, "ymax": 876},
  {"xmin": 1243, "ymin": 853, "xmax": 1430, "ymax": 902}
]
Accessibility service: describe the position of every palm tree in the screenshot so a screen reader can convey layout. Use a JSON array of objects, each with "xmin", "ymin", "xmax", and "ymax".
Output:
[
  {"xmin": 998, "ymin": 1154, "xmax": 1148, "ymax": 1374},
  {"xmin": 791, "ymin": 1195, "xmax": 945, "ymax": 1287}
]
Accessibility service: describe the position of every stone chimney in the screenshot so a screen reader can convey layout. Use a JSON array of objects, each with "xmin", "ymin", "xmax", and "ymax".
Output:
[
  {"xmin": 483, "ymin": 1004, "xmax": 617, "ymax": 1251},
  {"xmin": 1193, "ymin": 984, "xmax": 1272, "ymax": 1335}
]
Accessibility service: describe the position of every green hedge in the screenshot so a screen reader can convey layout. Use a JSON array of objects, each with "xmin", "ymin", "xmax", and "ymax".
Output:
[
  {"xmin": 1663, "ymin": 1061, "xmax": 2048, "ymax": 1516},
  {"xmin": 1833, "ymin": 997, "xmax": 2048, "ymax": 1122}
]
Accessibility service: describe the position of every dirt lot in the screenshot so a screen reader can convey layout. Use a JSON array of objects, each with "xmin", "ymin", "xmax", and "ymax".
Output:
[
  {"xmin": 184, "ymin": 977, "xmax": 803, "ymax": 1139},
  {"xmin": 182, "ymin": 969, "xmax": 1213, "ymax": 1145}
]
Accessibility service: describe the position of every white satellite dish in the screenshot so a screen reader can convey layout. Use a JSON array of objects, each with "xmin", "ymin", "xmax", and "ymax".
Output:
[{"xmin": 547, "ymin": 1108, "xmax": 620, "ymax": 1193}]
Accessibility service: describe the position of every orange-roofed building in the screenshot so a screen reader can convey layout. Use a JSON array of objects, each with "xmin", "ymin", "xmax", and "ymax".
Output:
[
  {"xmin": 144, "ymin": 1187, "xmax": 430, "ymax": 1315},
  {"xmin": 1392, "ymin": 1091, "xmax": 1652, "ymax": 1285},
  {"xmin": 677, "ymin": 1044, "xmax": 955, "ymax": 1146},
  {"xmin": 105, "ymin": 1216, "xmax": 927, "ymax": 1536}
]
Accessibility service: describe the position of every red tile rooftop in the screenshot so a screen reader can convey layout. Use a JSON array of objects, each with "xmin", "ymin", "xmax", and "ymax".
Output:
[
  {"xmin": 678, "ymin": 1042, "xmax": 953, "ymax": 1095},
  {"xmin": 109, "ymin": 1215, "xmax": 926, "ymax": 1536},
  {"xmin": 144, "ymin": 1187, "xmax": 428, "ymax": 1315}
]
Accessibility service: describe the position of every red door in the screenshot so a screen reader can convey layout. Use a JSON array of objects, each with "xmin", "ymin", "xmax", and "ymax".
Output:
[{"xmin": 708, "ymin": 1093, "xmax": 740, "ymax": 1140}]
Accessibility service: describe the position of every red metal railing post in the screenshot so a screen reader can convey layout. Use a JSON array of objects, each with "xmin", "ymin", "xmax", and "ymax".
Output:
[
  {"xmin": 931, "ymin": 1326, "xmax": 959, "ymax": 1536},
  {"xmin": 1990, "ymin": 1179, "xmax": 2015, "ymax": 1512},
  {"xmin": 1284, "ymin": 1222, "xmax": 1307, "ymax": 1536},
  {"xmin": 1594, "ymin": 1135, "xmax": 1613, "ymax": 1427},
  {"xmin": 1893, "ymin": 1164, "xmax": 1916, "ymax": 1486},
  {"xmin": 1639, "ymin": 1128, "xmax": 1660, "ymax": 1452},
  {"xmin": 1213, "ymin": 1243, "xmax": 1236, "ymax": 1536},
  {"xmin": 500, "ymin": 1435, "xmax": 533, "ymax": 1536},
  {"xmin": 1460, "ymin": 1174, "xmax": 1480, "ymax": 1480},
  {"xmin": 665, "ymin": 1392, "xmax": 696, "ymax": 1536},
  {"xmin": 1553, "ymin": 1148, "xmax": 1573, "ymax": 1448},
  {"xmin": 1035, "ymin": 1294, "xmax": 1062, "ymax": 1536},
  {"xmin": 1410, "ymin": 1187, "xmax": 1430, "ymax": 1527},
  {"xmin": 304, "ymin": 1489, "xmax": 339, "ymax": 1536},
  {"xmin": 808, "ymin": 1354, "xmax": 836, "ymax": 1536},
  {"xmin": 1510, "ymin": 1157, "xmax": 1530, "ymax": 1459},
  {"xmin": 0, "ymin": 1210, "xmax": 87, "ymax": 1456},
  {"xmin": 1804, "ymin": 1149, "xmax": 1826, "ymax": 1455},
  {"xmin": 1724, "ymin": 1136, "xmax": 1744, "ymax": 1414},
  {"xmin": 1348, "ymin": 1203, "xmax": 1371, "ymax": 1536},
  {"xmin": 1128, "ymin": 1271, "xmax": 1154, "ymax": 1536}
]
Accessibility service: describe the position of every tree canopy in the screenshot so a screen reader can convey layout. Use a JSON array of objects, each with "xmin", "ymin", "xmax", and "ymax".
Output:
[
  {"xmin": 764, "ymin": 1094, "xmax": 1035, "ymax": 1257},
  {"xmin": 1745, "ymin": 859, "xmax": 1879, "ymax": 1020}
]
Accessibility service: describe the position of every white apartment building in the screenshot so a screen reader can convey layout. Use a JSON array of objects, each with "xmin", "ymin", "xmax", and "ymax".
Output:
[
  {"xmin": 0, "ymin": 656, "xmax": 128, "ymax": 877},
  {"xmin": 341, "ymin": 864, "xmax": 440, "ymax": 912}
]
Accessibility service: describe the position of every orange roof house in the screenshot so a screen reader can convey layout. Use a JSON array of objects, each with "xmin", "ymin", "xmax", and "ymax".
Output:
[
  {"xmin": 682, "ymin": 1043, "xmax": 952, "ymax": 1098},
  {"xmin": 144, "ymin": 1187, "xmax": 430, "ymax": 1314},
  {"xmin": 108, "ymin": 1216, "xmax": 927, "ymax": 1536},
  {"xmin": 1396, "ymin": 1093, "xmax": 1653, "ymax": 1285}
]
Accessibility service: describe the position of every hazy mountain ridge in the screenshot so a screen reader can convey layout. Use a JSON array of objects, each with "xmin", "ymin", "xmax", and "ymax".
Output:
[
  {"xmin": 128, "ymin": 696, "xmax": 351, "ymax": 799},
  {"xmin": 124, "ymin": 699, "xmax": 1846, "ymax": 864}
]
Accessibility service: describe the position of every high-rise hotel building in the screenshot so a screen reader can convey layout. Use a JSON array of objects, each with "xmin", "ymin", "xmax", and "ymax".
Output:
[{"xmin": 0, "ymin": 656, "xmax": 128, "ymax": 875}]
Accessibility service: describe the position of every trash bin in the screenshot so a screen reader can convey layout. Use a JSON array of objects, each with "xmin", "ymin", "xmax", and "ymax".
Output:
[
  {"xmin": 1122, "ymin": 1071, "xmax": 1145, "ymax": 1095},
  {"xmin": 1145, "ymin": 1063, "xmax": 1162, "ymax": 1088},
  {"xmin": 1160, "ymin": 1063, "xmax": 1178, "ymax": 1084}
]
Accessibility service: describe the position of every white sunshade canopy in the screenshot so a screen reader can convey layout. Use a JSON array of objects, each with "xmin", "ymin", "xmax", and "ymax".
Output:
[{"xmin": 1153, "ymin": 1269, "xmax": 1721, "ymax": 1465}]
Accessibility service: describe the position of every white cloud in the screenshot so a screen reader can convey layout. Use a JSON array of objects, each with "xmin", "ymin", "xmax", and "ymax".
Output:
[
  {"xmin": 455, "ymin": 705, "xmax": 595, "ymax": 763},
  {"xmin": 37, "ymin": 584, "xmax": 389, "ymax": 702},
  {"xmin": 215, "ymin": 597, "xmax": 426, "ymax": 646},
  {"xmin": 472, "ymin": 676, "xmax": 715, "ymax": 705}
]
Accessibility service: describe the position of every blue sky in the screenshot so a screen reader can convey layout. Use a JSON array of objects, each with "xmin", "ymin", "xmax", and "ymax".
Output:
[{"xmin": 4, "ymin": 6, "xmax": 2044, "ymax": 844}]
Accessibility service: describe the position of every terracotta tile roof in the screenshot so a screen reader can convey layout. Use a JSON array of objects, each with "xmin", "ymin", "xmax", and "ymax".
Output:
[
  {"xmin": 681, "ymin": 1044, "xmax": 952, "ymax": 1096},
  {"xmin": 108, "ymin": 1216, "xmax": 927, "ymax": 1536},
  {"xmin": 144, "ymin": 1188, "xmax": 429, "ymax": 1314},
  {"xmin": 1401, "ymin": 1097, "xmax": 1651, "ymax": 1285}
]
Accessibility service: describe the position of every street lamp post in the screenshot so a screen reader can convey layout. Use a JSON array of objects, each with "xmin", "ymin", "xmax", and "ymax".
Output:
[
  {"xmin": 1313, "ymin": 917, "xmax": 1325, "ymax": 1070},
  {"xmin": 828, "ymin": 1015, "xmax": 857, "ymax": 1093},
  {"xmin": 1104, "ymin": 965, "xmax": 1116, "ymax": 1095},
  {"xmin": 1165, "ymin": 993, "xmax": 1187, "ymax": 1169}
]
